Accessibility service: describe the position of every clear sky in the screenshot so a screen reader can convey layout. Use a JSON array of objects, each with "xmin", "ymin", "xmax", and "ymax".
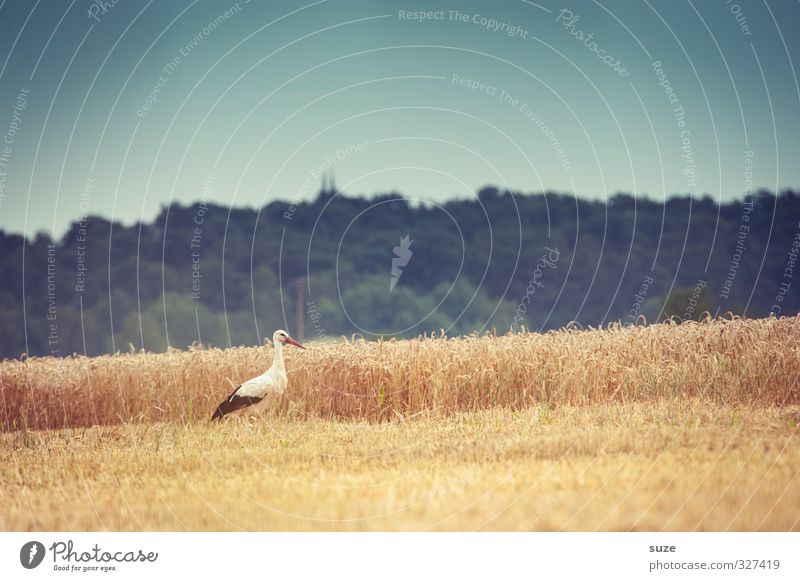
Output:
[{"xmin": 0, "ymin": 0, "xmax": 798, "ymax": 236}]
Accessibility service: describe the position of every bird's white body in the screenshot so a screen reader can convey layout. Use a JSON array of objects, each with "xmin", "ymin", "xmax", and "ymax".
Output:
[
  {"xmin": 232, "ymin": 336, "xmax": 288, "ymax": 414},
  {"xmin": 236, "ymin": 367, "xmax": 287, "ymax": 398},
  {"xmin": 211, "ymin": 330, "xmax": 304, "ymax": 421}
]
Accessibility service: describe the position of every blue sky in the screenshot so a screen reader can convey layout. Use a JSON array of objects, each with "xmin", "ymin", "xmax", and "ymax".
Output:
[{"xmin": 0, "ymin": 0, "xmax": 798, "ymax": 235}]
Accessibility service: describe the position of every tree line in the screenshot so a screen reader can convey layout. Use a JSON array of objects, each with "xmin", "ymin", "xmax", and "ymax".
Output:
[{"xmin": 1, "ymin": 187, "xmax": 798, "ymax": 359}]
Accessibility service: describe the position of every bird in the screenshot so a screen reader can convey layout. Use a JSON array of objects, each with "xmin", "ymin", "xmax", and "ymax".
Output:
[{"xmin": 210, "ymin": 329, "xmax": 305, "ymax": 421}]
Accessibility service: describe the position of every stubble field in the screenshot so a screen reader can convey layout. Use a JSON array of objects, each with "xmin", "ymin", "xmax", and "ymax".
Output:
[{"xmin": 1, "ymin": 316, "xmax": 799, "ymax": 531}]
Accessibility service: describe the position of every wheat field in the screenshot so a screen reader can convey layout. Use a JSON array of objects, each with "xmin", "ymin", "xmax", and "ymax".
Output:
[{"xmin": 1, "ymin": 316, "xmax": 799, "ymax": 531}]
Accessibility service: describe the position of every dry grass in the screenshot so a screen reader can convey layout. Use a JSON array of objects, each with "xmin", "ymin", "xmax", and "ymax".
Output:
[
  {"xmin": 1, "ymin": 316, "xmax": 799, "ymax": 431},
  {"xmin": 1, "ymin": 402, "xmax": 798, "ymax": 531},
  {"xmin": 2, "ymin": 316, "xmax": 799, "ymax": 531}
]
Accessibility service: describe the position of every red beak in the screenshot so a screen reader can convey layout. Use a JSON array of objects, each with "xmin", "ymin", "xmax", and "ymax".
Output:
[{"xmin": 285, "ymin": 336, "xmax": 305, "ymax": 349}]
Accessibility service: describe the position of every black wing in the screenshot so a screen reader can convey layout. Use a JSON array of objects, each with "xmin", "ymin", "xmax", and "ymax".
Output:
[{"xmin": 210, "ymin": 386, "xmax": 264, "ymax": 421}]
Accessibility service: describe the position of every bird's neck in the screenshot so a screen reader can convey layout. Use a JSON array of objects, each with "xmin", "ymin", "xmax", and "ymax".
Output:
[{"xmin": 272, "ymin": 338, "xmax": 286, "ymax": 371}]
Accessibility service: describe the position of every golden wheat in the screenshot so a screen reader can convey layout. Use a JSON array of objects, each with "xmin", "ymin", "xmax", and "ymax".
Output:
[
  {"xmin": 1, "ymin": 316, "xmax": 798, "ymax": 431},
  {"xmin": 2, "ymin": 317, "xmax": 799, "ymax": 531},
  {"xmin": 2, "ymin": 403, "xmax": 798, "ymax": 531}
]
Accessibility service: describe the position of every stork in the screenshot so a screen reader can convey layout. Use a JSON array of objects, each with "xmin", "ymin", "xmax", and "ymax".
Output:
[{"xmin": 210, "ymin": 329, "xmax": 305, "ymax": 421}]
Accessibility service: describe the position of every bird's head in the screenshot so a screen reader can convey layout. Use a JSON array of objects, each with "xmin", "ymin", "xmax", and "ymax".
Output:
[{"xmin": 273, "ymin": 329, "xmax": 305, "ymax": 349}]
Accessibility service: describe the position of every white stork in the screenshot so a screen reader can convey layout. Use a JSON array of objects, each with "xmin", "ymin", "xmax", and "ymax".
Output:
[{"xmin": 211, "ymin": 329, "xmax": 305, "ymax": 421}]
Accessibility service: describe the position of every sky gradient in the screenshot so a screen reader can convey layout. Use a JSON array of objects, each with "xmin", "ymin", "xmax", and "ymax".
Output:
[{"xmin": 0, "ymin": 0, "xmax": 798, "ymax": 236}]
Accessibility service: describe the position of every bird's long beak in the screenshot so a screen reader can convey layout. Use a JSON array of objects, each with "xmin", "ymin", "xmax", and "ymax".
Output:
[{"xmin": 285, "ymin": 336, "xmax": 305, "ymax": 349}]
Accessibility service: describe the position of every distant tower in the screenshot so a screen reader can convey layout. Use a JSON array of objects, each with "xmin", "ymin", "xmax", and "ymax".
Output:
[{"xmin": 319, "ymin": 169, "xmax": 337, "ymax": 197}]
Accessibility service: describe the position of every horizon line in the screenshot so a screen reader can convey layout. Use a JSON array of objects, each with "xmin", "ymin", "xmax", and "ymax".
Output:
[{"xmin": 1, "ymin": 185, "xmax": 796, "ymax": 239}]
